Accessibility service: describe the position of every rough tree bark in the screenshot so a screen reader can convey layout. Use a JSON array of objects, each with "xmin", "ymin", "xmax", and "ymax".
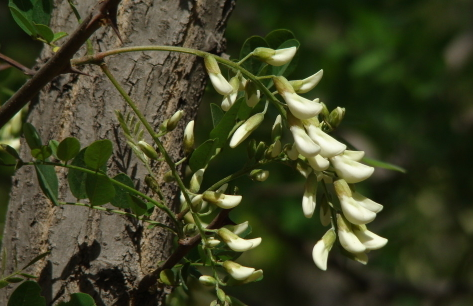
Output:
[{"xmin": 1, "ymin": 0, "xmax": 234, "ymax": 305}]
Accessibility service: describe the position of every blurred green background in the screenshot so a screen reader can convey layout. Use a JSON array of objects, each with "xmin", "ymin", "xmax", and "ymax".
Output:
[{"xmin": 2, "ymin": 0, "xmax": 473, "ymax": 305}]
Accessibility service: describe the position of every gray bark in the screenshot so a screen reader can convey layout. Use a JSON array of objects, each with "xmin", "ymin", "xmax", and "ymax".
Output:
[{"xmin": 1, "ymin": 0, "xmax": 234, "ymax": 305}]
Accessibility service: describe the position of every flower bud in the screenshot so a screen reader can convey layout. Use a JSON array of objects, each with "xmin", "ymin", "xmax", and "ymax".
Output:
[
  {"xmin": 270, "ymin": 139, "xmax": 282, "ymax": 158},
  {"xmin": 183, "ymin": 120, "xmax": 195, "ymax": 155},
  {"xmin": 204, "ymin": 55, "xmax": 233, "ymax": 95},
  {"xmin": 290, "ymin": 69, "xmax": 323, "ymax": 94},
  {"xmin": 250, "ymin": 169, "xmax": 269, "ymax": 182},
  {"xmin": 189, "ymin": 168, "xmax": 205, "ymax": 193},
  {"xmin": 302, "ymin": 173, "xmax": 318, "ymax": 218},
  {"xmin": 199, "ymin": 275, "xmax": 217, "ymax": 287},
  {"xmin": 254, "ymin": 141, "xmax": 267, "ymax": 161},
  {"xmin": 328, "ymin": 107, "xmax": 345, "ymax": 129},
  {"xmin": 252, "ymin": 46, "xmax": 297, "ymax": 66},
  {"xmin": 205, "ymin": 237, "xmax": 221, "ymax": 248},
  {"xmin": 183, "ymin": 223, "xmax": 198, "ymax": 236},
  {"xmin": 271, "ymin": 115, "xmax": 283, "ymax": 142},
  {"xmin": 312, "ymin": 228, "xmax": 336, "ymax": 271},
  {"xmin": 285, "ymin": 143, "xmax": 299, "ymax": 160},
  {"xmin": 224, "ymin": 221, "xmax": 249, "ymax": 235},
  {"xmin": 217, "ymin": 228, "xmax": 262, "ymax": 252},
  {"xmin": 166, "ymin": 110, "xmax": 183, "ymax": 131},
  {"xmin": 245, "ymin": 81, "xmax": 260, "ymax": 108},
  {"xmin": 319, "ymin": 102, "xmax": 330, "ymax": 120},
  {"xmin": 203, "ymin": 191, "xmax": 242, "ymax": 209},
  {"xmin": 190, "ymin": 194, "xmax": 204, "ymax": 211},
  {"xmin": 230, "ymin": 113, "xmax": 264, "ymax": 148},
  {"xmin": 217, "ymin": 288, "xmax": 226, "ymax": 303},
  {"xmin": 163, "ymin": 170, "xmax": 175, "ymax": 182},
  {"xmin": 137, "ymin": 140, "xmax": 159, "ymax": 160}
]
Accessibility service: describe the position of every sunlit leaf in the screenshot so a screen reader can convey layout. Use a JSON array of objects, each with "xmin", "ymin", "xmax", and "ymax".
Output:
[
  {"xmin": 362, "ymin": 157, "xmax": 406, "ymax": 173},
  {"xmin": 23, "ymin": 122, "xmax": 42, "ymax": 150},
  {"xmin": 21, "ymin": 251, "xmax": 50, "ymax": 271},
  {"xmin": 84, "ymin": 139, "xmax": 113, "ymax": 170},
  {"xmin": 31, "ymin": 145, "xmax": 52, "ymax": 160},
  {"xmin": 68, "ymin": 149, "xmax": 88, "ymax": 199},
  {"xmin": 34, "ymin": 24, "xmax": 54, "ymax": 43},
  {"xmin": 51, "ymin": 31, "xmax": 68, "ymax": 43},
  {"xmin": 188, "ymin": 139, "xmax": 218, "ymax": 173},
  {"xmin": 209, "ymin": 98, "xmax": 244, "ymax": 149},
  {"xmin": 57, "ymin": 137, "xmax": 81, "ymax": 162},
  {"xmin": 239, "ymin": 36, "xmax": 269, "ymax": 74},
  {"xmin": 9, "ymin": 6, "xmax": 37, "ymax": 36},
  {"xmin": 210, "ymin": 103, "xmax": 224, "ymax": 127}
]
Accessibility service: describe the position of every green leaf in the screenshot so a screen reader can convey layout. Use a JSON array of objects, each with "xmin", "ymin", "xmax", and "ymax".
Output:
[
  {"xmin": 57, "ymin": 293, "xmax": 96, "ymax": 306},
  {"xmin": 51, "ymin": 31, "xmax": 68, "ymax": 43},
  {"xmin": 6, "ymin": 277, "xmax": 24, "ymax": 283},
  {"xmin": 362, "ymin": 157, "xmax": 406, "ymax": 173},
  {"xmin": 110, "ymin": 173, "xmax": 134, "ymax": 209},
  {"xmin": 23, "ymin": 122, "xmax": 42, "ymax": 150},
  {"xmin": 18, "ymin": 273, "xmax": 38, "ymax": 279},
  {"xmin": 239, "ymin": 36, "xmax": 269, "ymax": 74},
  {"xmin": 0, "ymin": 280, "xmax": 9, "ymax": 289},
  {"xmin": 129, "ymin": 195, "xmax": 150, "ymax": 216},
  {"xmin": 85, "ymin": 173, "xmax": 116, "ymax": 206},
  {"xmin": 34, "ymin": 24, "xmax": 54, "ymax": 43},
  {"xmin": 21, "ymin": 251, "xmax": 50, "ymax": 271},
  {"xmin": 159, "ymin": 269, "xmax": 179, "ymax": 286},
  {"xmin": 32, "ymin": 0, "xmax": 53, "ymax": 26},
  {"xmin": 236, "ymin": 98, "xmax": 254, "ymax": 120},
  {"xmin": 9, "ymin": 6, "xmax": 37, "ymax": 36},
  {"xmin": 265, "ymin": 29, "xmax": 296, "ymax": 49},
  {"xmin": 57, "ymin": 137, "xmax": 81, "ymax": 162},
  {"xmin": 209, "ymin": 98, "xmax": 244, "ymax": 149},
  {"xmin": 0, "ymin": 144, "xmax": 21, "ymax": 160},
  {"xmin": 34, "ymin": 164, "xmax": 59, "ymax": 206},
  {"xmin": 49, "ymin": 140, "xmax": 59, "ymax": 159},
  {"xmin": 179, "ymin": 262, "xmax": 190, "ymax": 292},
  {"xmin": 68, "ymin": 149, "xmax": 88, "ymax": 199},
  {"xmin": 84, "ymin": 139, "xmax": 113, "ymax": 170},
  {"xmin": 271, "ymin": 39, "xmax": 300, "ymax": 78},
  {"xmin": 188, "ymin": 139, "xmax": 218, "ymax": 173},
  {"xmin": 210, "ymin": 103, "xmax": 224, "ymax": 127},
  {"xmin": 31, "ymin": 145, "xmax": 52, "ymax": 160},
  {"xmin": 7, "ymin": 280, "xmax": 46, "ymax": 306}
]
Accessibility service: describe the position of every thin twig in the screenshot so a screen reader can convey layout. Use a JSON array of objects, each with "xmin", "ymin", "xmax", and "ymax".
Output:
[{"xmin": 0, "ymin": 53, "xmax": 36, "ymax": 76}]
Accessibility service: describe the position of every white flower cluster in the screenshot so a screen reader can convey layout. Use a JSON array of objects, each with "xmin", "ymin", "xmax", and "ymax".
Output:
[
  {"xmin": 201, "ymin": 46, "xmax": 387, "ymax": 273},
  {"xmin": 271, "ymin": 70, "xmax": 387, "ymax": 271}
]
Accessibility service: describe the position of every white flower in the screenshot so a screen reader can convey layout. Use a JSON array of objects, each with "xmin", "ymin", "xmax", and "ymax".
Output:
[
  {"xmin": 253, "ymin": 46, "xmax": 297, "ymax": 66},
  {"xmin": 336, "ymin": 214, "xmax": 366, "ymax": 254},
  {"xmin": 312, "ymin": 228, "xmax": 336, "ymax": 271},
  {"xmin": 290, "ymin": 124, "xmax": 320, "ymax": 157},
  {"xmin": 305, "ymin": 124, "xmax": 346, "ymax": 158},
  {"xmin": 307, "ymin": 154, "xmax": 330, "ymax": 171},
  {"xmin": 241, "ymin": 269, "xmax": 263, "ymax": 284},
  {"xmin": 270, "ymin": 139, "xmax": 282, "ymax": 158},
  {"xmin": 217, "ymin": 228, "xmax": 262, "ymax": 252},
  {"xmin": 203, "ymin": 191, "xmax": 242, "ymax": 209},
  {"xmin": 189, "ymin": 168, "xmax": 205, "ymax": 193},
  {"xmin": 330, "ymin": 153, "xmax": 374, "ymax": 183},
  {"xmin": 229, "ymin": 113, "xmax": 264, "ymax": 148},
  {"xmin": 245, "ymin": 81, "xmax": 260, "ymax": 107},
  {"xmin": 204, "ymin": 55, "xmax": 233, "ymax": 95},
  {"xmin": 302, "ymin": 173, "xmax": 318, "ymax": 218},
  {"xmin": 353, "ymin": 225, "xmax": 388, "ymax": 250},
  {"xmin": 224, "ymin": 221, "xmax": 249, "ymax": 236},
  {"xmin": 334, "ymin": 179, "xmax": 377, "ymax": 225},
  {"xmin": 223, "ymin": 261, "xmax": 255, "ymax": 280},
  {"xmin": 273, "ymin": 76, "xmax": 323, "ymax": 120},
  {"xmin": 290, "ymin": 69, "xmax": 324, "ymax": 94},
  {"xmin": 221, "ymin": 76, "xmax": 240, "ymax": 111}
]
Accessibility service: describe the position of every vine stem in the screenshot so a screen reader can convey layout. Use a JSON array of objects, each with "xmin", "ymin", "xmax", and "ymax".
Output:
[
  {"xmin": 99, "ymin": 64, "xmax": 212, "ymax": 242},
  {"xmin": 61, "ymin": 202, "xmax": 177, "ymax": 234},
  {"xmin": 72, "ymin": 46, "xmax": 287, "ymax": 117}
]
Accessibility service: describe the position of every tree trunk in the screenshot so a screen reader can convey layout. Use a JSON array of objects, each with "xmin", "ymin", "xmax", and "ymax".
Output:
[{"xmin": 1, "ymin": 0, "xmax": 234, "ymax": 305}]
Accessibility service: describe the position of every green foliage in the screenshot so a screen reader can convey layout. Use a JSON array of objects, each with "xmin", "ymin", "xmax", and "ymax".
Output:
[
  {"xmin": 57, "ymin": 293, "xmax": 96, "ymax": 306},
  {"xmin": 68, "ymin": 149, "xmax": 89, "ymax": 199},
  {"xmin": 57, "ymin": 137, "xmax": 81, "ymax": 162},
  {"xmin": 7, "ymin": 281, "xmax": 46, "ymax": 306},
  {"xmin": 85, "ymin": 173, "xmax": 115, "ymax": 206},
  {"xmin": 34, "ymin": 164, "xmax": 58, "ymax": 206},
  {"xmin": 84, "ymin": 140, "xmax": 113, "ymax": 170}
]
